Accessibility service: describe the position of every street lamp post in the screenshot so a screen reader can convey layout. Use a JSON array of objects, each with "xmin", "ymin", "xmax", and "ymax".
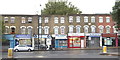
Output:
[{"xmin": 38, "ymin": 4, "xmax": 41, "ymax": 50}]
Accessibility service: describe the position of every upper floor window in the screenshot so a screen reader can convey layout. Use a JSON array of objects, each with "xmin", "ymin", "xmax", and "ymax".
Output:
[
  {"xmin": 84, "ymin": 16, "xmax": 88, "ymax": 23},
  {"xmin": 113, "ymin": 25, "xmax": 118, "ymax": 33},
  {"xmin": 54, "ymin": 17, "xmax": 59, "ymax": 23},
  {"xmin": 21, "ymin": 17, "xmax": 26, "ymax": 23},
  {"xmin": 98, "ymin": 25, "xmax": 104, "ymax": 33},
  {"xmin": 60, "ymin": 26, "xmax": 65, "ymax": 34},
  {"xmin": 69, "ymin": 25, "xmax": 74, "ymax": 33},
  {"xmin": 76, "ymin": 25, "xmax": 81, "ymax": 33},
  {"xmin": 54, "ymin": 26, "xmax": 59, "ymax": 34},
  {"xmin": 44, "ymin": 26, "xmax": 49, "ymax": 34},
  {"xmin": 106, "ymin": 17, "xmax": 110, "ymax": 23},
  {"xmin": 20, "ymin": 26, "xmax": 26, "ymax": 34},
  {"xmin": 27, "ymin": 26, "xmax": 33, "ymax": 34},
  {"xmin": 39, "ymin": 17, "xmax": 42, "ymax": 23},
  {"xmin": 60, "ymin": 17, "xmax": 65, "ymax": 23},
  {"xmin": 69, "ymin": 16, "xmax": 73, "ymax": 23},
  {"xmin": 76, "ymin": 16, "xmax": 80, "ymax": 22},
  {"xmin": 99, "ymin": 17, "xmax": 103, "ymax": 23},
  {"xmin": 28, "ymin": 17, "xmax": 32, "ymax": 23},
  {"xmin": 91, "ymin": 25, "xmax": 96, "ymax": 33},
  {"xmin": 5, "ymin": 26, "xmax": 9, "ymax": 34},
  {"xmin": 106, "ymin": 25, "xmax": 111, "ymax": 33},
  {"xmin": 91, "ymin": 16, "xmax": 95, "ymax": 23},
  {"xmin": 45, "ymin": 17, "xmax": 49, "ymax": 23},
  {"xmin": 10, "ymin": 26, "xmax": 16, "ymax": 34},
  {"xmin": 4, "ymin": 17, "xmax": 8, "ymax": 23},
  {"xmin": 10, "ymin": 17, "xmax": 15, "ymax": 23},
  {"xmin": 84, "ymin": 25, "xmax": 89, "ymax": 33}
]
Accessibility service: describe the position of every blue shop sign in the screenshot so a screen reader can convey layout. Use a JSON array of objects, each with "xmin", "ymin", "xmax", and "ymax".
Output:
[
  {"xmin": 15, "ymin": 34, "xmax": 31, "ymax": 38},
  {"xmin": 3, "ymin": 34, "xmax": 15, "ymax": 40}
]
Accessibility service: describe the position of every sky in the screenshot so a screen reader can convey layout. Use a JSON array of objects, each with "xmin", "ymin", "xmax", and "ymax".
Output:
[{"xmin": 0, "ymin": 0, "xmax": 115, "ymax": 14}]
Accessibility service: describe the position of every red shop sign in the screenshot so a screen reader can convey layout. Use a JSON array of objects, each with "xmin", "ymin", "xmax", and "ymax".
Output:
[{"xmin": 102, "ymin": 34, "xmax": 117, "ymax": 37}]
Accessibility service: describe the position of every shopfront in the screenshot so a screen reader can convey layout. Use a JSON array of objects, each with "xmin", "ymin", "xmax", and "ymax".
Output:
[
  {"xmin": 102, "ymin": 33, "xmax": 118, "ymax": 47},
  {"xmin": 86, "ymin": 33, "xmax": 101, "ymax": 48},
  {"xmin": 68, "ymin": 33, "xmax": 85, "ymax": 48},
  {"xmin": 55, "ymin": 34, "xmax": 67, "ymax": 48},
  {"xmin": 15, "ymin": 34, "xmax": 32, "ymax": 47}
]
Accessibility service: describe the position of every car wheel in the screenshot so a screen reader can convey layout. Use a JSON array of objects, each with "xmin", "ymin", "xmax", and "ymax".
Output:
[
  {"xmin": 28, "ymin": 49, "xmax": 31, "ymax": 52},
  {"xmin": 15, "ymin": 49, "xmax": 19, "ymax": 52}
]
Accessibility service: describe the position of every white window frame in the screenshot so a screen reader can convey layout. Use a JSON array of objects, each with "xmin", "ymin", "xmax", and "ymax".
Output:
[
  {"xmin": 106, "ymin": 17, "xmax": 110, "ymax": 23},
  {"xmin": 28, "ymin": 17, "xmax": 32, "ymax": 23},
  {"xmin": 20, "ymin": 26, "xmax": 26, "ymax": 34},
  {"xmin": 99, "ymin": 17, "xmax": 103, "ymax": 23},
  {"xmin": 10, "ymin": 17, "xmax": 15, "ymax": 23},
  {"xmin": 98, "ymin": 25, "xmax": 104, "ymax": 33},
  {"xmin": 69, "ymin": 16, "xmax": 73, "ymax": 23},
  {"xmin": 76, "ymin": 16, "xmax": 80, "ymax": 22},
  {"xmin": 69, "ymin": 25, "xmax": 74, "ymax": 33},
  {"xmin": 84, "ymin": 16, "xmax": 88, "ymax": 23},
  {"xmin": 84, "ymin": 25, "xmax": 89, "ymax": 33},
  {"xmin": 45, "ymin": 17, "xmax": 49, "ymax": 23},
  {"xmin": 54, "ymin": 17, "xmax": 59, "ymax": 23},
  {"xmin": 91, "ymin": 25, "xmax": 96, "ymax": 33},
  {"xmin": 91, "ymin": 16, "xmax": 95, "ymax": 23},
  {"xmin": 54, "ymin": 26, "xmax": 59, "ymax": 34},
  {"xmin": 60, "ymin": 26, "xmax": 65, "ymax": 34},
  {"xmin": 113, "ymin": 26, "xmax": 118, "ymax": 33},
  {"xmin": 4, "ymin": 17, "xmax": 8, "ymax": 23},
  {"xmin": 60, "ymin": 17, "xmax": 65, "ymax": 23},
  {"xmin": 44, "ymin": 26, "xmax": 49, "ymax": 34},
  {"xmin": 5, "ymin": 26, "xmax": 9, "ymax": 34},
  {"xmin": 76, "ymin": 25, "xmax": 81, "ymax": 33},
  {"xmin": 39, "ymin": 17, "xmax": 42, "ymax": 23},
  {"xmin": 106, "ymin": 25, "xmax": 111, "ymax": 33},
  {"xmin": 21, "ymin": 17, "xmax": 26, "ymax": 23},
  {"xmin": 27, "ymin": 26, "xmax": 33, "ymax": 34}
]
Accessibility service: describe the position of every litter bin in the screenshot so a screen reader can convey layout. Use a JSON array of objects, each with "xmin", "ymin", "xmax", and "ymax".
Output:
[{"xmin": 8, "ymin": 48, "xmax": 13, "ymax": 58}]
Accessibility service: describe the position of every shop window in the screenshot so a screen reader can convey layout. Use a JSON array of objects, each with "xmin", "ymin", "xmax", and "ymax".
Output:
[
  {"xmin": 69, "ymin": 16, "xmax": 73, "ymax": 23},
  {"xmin": 28, "ymin": 17, "xmax": 32, "ymax": 23},
  {"xmin": 21, "ymin": 17, "xmax": 26, "ymax": 23},
  {"xmin": 98, "ymin": 25, "xmax": 104, "ymax": 33},
  {"xmin": 44, "ymin": 26, "xmax": 49, "ymax": 34},
  {"xmin": 76, "ymin": 25, "xmax": 81, "ymax": 33},
  {"xmin": 69, "ymin": 25, "xmax": 74, "ymax": 33},
  {"xmin": 59, "ymin": 40, "xmax": 67, "ymax": 46},
  {"xmin": 54, "ymin": 17, "xmax": 58, "ymax": 23},
  {"xmin": 84, "ymin": 16, "xmax": 88, "ymax": 23},
  {"xmin": 60, "ymin": 26, "xmax": 65, "ymax": 34},
  {"xmin": 4, "ymin": 17, "xmax": 8, "ymax": 23},
  {"xmin": 91, "ymin": 16, "xmax": 95, "ymax": 23},
  {"xmin": 104, "ymin": 38, "xmax": 112, "ymax": 45},
  {"xmin": 27, "ymin": 27, "xmax": 32, "ymax": 34},
  {"xmin": 54, "ymin": 26, "xmax": 59, "ymax": 34},
  {"xmin": 10, "ymin": 17, "xmax": 15, "ymax": 23},
  {"xmin": 60, "ymin": 17, "xmax": 65, "ymax": 23},
  {"xmin": 76, "ymin": 16, "xmax": 80, "ymax": 23},
  {"xmin": 44, "ymin": 17, "xmax": 49, "ymax": 23},
  {"xmin": 21, "ymin": 27, "xmax": 26, "ymax": 34},
  {"xmin": 99, "ymin": 17, "xmax": 103, "ymax": 23},
  {"xmin": 91, "ymin": 25, "xmax": 96, "ymax": 33}
]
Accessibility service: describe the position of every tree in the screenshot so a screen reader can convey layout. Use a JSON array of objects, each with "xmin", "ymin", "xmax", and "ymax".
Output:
[
  {"xmin": 111, "ymin": 1, "xmax": 120, "ymax": 29},
  {"xmin": 41, "ymin": 1, "xmax": 82, "ymax": 15}
]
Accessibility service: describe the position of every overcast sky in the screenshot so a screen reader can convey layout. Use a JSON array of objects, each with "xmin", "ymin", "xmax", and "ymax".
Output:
[{"xmin": 0, "ymin": 0, "xmax": 115, "ymax": 14}]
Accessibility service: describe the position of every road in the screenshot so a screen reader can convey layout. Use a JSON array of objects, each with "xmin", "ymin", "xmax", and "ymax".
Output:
[{"xmin": 2, "ymin": 48, "xmax": 119, "ymax": 58}]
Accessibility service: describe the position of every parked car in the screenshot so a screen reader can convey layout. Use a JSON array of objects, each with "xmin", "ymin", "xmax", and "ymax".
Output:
[{"xmin": 14, "ymin": 45, "xmax": 34, "ymax": 52}]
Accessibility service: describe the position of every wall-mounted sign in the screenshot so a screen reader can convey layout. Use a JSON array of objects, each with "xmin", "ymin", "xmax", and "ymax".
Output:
[{"xmin": 15, "ymin": 34, "xmax": 31, "ymax": 38}]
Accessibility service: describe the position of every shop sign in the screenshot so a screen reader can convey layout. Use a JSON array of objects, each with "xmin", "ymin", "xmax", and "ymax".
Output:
[
  {"xmin": 68, "ymin": 33, "xmax": 84, "ymax": 36},
  {"xmin": 102, "ymin": 33, "xmax": 117, "ymax": 37},
  {"xmin": 3, "ymin": 34, "xmax": 15, "ymax": 40},
  {"xmin": 15, "ymin": 34, "xmax": 31, "ymax": 38},
  {"xmin": 55, "ymin": 34, "xmax": 67, "ymax": 39},
  {"xmin": 36, "ymin": 35, "xmax": 51, "ymax": 38},
  {"xmin": 90, "ymin": 33, "xmax": 101, "ymax": 36}
]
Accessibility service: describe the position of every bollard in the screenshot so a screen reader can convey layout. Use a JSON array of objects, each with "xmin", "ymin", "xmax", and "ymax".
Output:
[
  {"xmin": 103, "ymin": 46, "xmax": 107, "ymax": 54},
  {"xmin": 8, "ymin": 48, "xmax": 13, "ymax": 58}
]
